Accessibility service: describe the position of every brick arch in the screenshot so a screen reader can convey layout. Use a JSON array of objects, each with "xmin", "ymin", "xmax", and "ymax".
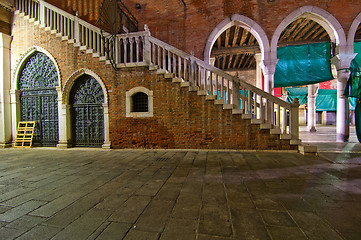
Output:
[
  {"xmin": 348, "ymin": 11, "xmax": 361, "ymax": 47},
  {"xmin": 12, "ymin": 46, "xmax": 61, "ymax": 90},
  {"xmin": 271, "ymin": 5, "xmax": 347, "ymax": 57},
  {"xmin": 62, "ymin": 68, "xmax": 108, "ymax": 105},
  {"xmin": 204, "ymin": 14, "xmax": 270, "ymax": 63}
]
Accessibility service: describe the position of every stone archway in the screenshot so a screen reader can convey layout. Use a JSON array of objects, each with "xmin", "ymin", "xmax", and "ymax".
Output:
[
  {"xmin": 13, "ymin": 48, "xmax": 61, "ymax": 146},
  {"xmin": 62, "ymin": 69, "xmax": 111, "ymax": 148}
]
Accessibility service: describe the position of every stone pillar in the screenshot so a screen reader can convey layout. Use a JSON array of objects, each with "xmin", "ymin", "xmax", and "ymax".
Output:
[
  {"xmin": 331, "ymin": 51, "xmax": 356, "ymax": 142},
  {"xmin": 255, "ymin": 53, "xmax": 262, "ymax": 89},
  {"xmin": 102, "ymin": 103, "xmax": 111, "ymax": 149},
  {"xmin": 57, "ymin": 101, "xmax": 72, "ymax": 148},
  {"xmin": 307, "ymin": 84, "xmax": 317, "ymax": 132},
  {"xmin": 0, "ymin": 33, "xmax": 12, "ymax": 147},
  {"xmin": 336, "ymin": 71, "xmax": 350, "ymax": 142},
  {"xmin": 10, "ymin": 90, "xmax": 20, "ymax": 145}
]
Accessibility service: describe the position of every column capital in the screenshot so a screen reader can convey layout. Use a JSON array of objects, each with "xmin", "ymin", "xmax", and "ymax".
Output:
[
  {"xmin": 260, "ymin": 58, "xmax": 279, "ymax": 75},
  {"xmin": 331, "ymin": 53, "xmax": 357, "ymax": 70}
]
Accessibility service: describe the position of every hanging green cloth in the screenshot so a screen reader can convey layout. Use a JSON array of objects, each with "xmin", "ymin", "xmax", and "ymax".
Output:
[
  {"xmin": 286, "ymin": 87, "xmax": 308, "ymax": 105},
  {"xmin": 275, "ymin": 42, "xmax": 334, "ymax": 87},
  {"xmin": 315, "ymin": 89, "xmax": 337, "ymax": 111}
]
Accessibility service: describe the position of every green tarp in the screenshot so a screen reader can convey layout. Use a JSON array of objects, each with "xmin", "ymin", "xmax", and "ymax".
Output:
[
  {"xmin": 316, "ymin": 89, "xmax": 337, "ymax": 111},
  {"xmin": 286, "ymin": 87, "xmax": 356, "ymax": 111},
  {"xmin": 286, "ymin": 87, "xmax": 308, "ymax": 105},
  {"xmin": 275, "ymin": 42, "xmax": 334, "ymax": 87},
  {"xmin": 344, "ymin": 42, "xmax": 361, "ymax": 98}
]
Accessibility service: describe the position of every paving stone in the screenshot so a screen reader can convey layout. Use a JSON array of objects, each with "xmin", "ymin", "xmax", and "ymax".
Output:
[
  {"xmin": 230, "ymin": 208, "xmax": 271, "ymax": 240},
  {"xmin": 267, "ymin": 226, "xmax": 309, "ymax": 240},
  {"xmin": 29, "ymin": 191, "xmax": 89, "ymax": 217},
  {"xmin": 135, "ymin": 200, "xmax": 174, "ymax": 232},
  {"xmin": 0, "ymin": 200, "xmax": 47, "ymax": 222},
  {"xmin": 198, "ymin": 203, "xmax": 232, "ymax": 237},
  {"xmin": 123, "ymin": 229, "xmax": 159, "ymax": 240},
  {"xmin": 0, "ymin": 227, "xmax": 24, "ymax": 239},
  {"xmin": 109, "ymin": 195, "xmax": 152, "ymax": 223},
  {"xmin": 5, "ymin": 215, "xmax": 46, "ymax": 230},
  {"xmin": 95, "ymin": 222, "xmax": 132, "ymax": 240},
  {"xmin": 260, "ymin": 210, "xmax": 297, "ymax": 227},
  {"xmin": 154, "ymin": 183, "xmax": 182, "ymax": 201},
  {"xmin": 16, "ymin": 224, "xmax": 62, "ymax": 240},
  {"xmin": 289, "ymin": 211, "xmax": 344, "ymax": 240},
  {"xmin": 0, "ymin": 148, "xmax": 360, "ymax": 240},
  {"xmin": 51, "ymin": 208, "xmax": 112, "ymax": 240},
  {"xmin": 160, "ymin": 218, "xmax": 197, "ymax": 240}
]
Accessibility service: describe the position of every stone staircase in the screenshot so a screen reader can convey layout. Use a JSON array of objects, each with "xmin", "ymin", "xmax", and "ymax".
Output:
[{"xmin": 14, "ymin": 0, "xmax": 317, "ymax": 154}]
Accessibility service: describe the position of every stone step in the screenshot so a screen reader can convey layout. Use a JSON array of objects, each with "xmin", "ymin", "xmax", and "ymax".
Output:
[
  {"xmin": 197, "ymin": 90, "xmax": 207, "ymax": 96},
  {"xmin": 232, "ymin": 109, "xmax": 243, "ymax": 115},
  {"xmin": 242, "ymin": 114, "xmax": 252, "ymax": 120},
  {"xmin": 251, "ymin": 119, "xmax": 262, "ymax": 125},
  {"xmin": 180, "ymin": 82, "xmax": 190, "ymax": 87},
  {"xmin": 189, "ymin": 86, "xmax": 198, "ymax": 92},
  {"xmin": 205, "ymin": 95, "xmax": 216, "ymax": 101},
  {"xmin": 223, "ymin": 104, "xmax": 233, "ymax": 110},
  {"xmin": 270, "ymin": 128, "xmax": 281, "ymax": 135},
  {"xmin": 298, "ymin": 144, "xmax": 317, "ymax": 155},
  {"xmin": 280, "ymin": 134, "xmax": 291, "ymax": 140},
  {"xmin": 260, "ymin": 123, "xmax": 272, "ymax": 129}
]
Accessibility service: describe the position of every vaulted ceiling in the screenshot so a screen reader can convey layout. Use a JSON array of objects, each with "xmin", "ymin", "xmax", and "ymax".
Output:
[{"xmin": 211, "ymin": 18, "xmax": 332, "ymax": 71}]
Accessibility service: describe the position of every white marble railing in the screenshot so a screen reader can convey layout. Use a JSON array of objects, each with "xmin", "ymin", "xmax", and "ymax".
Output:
[
  {"xmin": 147, "ymin": 36, "xmax": 299, "ymax": 140},
  {"xmin": 16, "ymin": 0, "xmax": 107, "ymax": 57},
  {"xmin": 16, "ymin": 0, "xmax": 299, "ymax": 140}
]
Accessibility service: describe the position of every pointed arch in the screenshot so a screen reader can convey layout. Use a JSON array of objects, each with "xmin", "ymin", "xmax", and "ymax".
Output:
[
  {"xmin": 271, "ymin": 6, "xmax": 346, "ymax": 56},
  {"xmin": 12, "ymin": 46, "xmax": 61, "ymax": 90},
  {"xmin": 348, "ymin": 11, "xmax": 361, "ymax": 48},
  {"xmin": 63, "ymin": 68, "xmax": 108, "ymax": 105},
  {"xmin": 11, "ymin": 46, "xmax": 61, "ymax": 146},
  {"xmin": 204, "ymin": 14, "xmax": 270, "ymax": 63},
  {"xmin": 62, "ymin": 68, "xmax": 110, "ymax": 148}
]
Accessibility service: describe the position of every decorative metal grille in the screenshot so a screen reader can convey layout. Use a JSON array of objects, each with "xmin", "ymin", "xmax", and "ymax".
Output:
[
  {"xmin": 132, "ymin": 92, "xmax": 148, "ymax": 112},
  {"xmin": 70, "ymin": 75, "xmax": 105, "ymax": 147},
  {"xmin": 19, "ymin": 52, "xmax": 59, "ymax": 146}
]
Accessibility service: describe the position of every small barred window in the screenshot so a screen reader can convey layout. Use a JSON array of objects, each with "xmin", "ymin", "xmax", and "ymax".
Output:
[{"xmin": 132, "ymin": 92, "xmax": 148, "ymax": 112}]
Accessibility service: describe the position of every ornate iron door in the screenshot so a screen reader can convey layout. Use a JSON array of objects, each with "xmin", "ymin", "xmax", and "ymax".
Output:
[
  {"xmin": 19, "ymin": 52, "xmax": 59, "ymax": 146},
  {"xmin": 70, "ymin": 75, "xmax": 105, "ymax": 147}
]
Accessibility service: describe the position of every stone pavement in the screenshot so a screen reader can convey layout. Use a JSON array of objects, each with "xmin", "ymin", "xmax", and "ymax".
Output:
[{"xmin": 0, "ymin": 148, "xmax": 360, "ymax": 240}]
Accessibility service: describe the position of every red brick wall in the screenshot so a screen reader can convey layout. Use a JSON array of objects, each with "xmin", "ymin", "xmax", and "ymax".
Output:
[
  {"xmin": 11, "ymin": 14, "xmax": 296, "ymax": 150},
  {"xmin": 44, "ymin": 0, "xmax": 361, "ymax": 59}
]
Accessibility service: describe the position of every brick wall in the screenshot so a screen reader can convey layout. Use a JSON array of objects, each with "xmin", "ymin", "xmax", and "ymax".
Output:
[
  {"xmin": 43, "ymin": 0, "xmax": 361, "ymax": 59},
  {"xmin": 11, "ymin": 14, "xmax": 296, "ymax": 150}
]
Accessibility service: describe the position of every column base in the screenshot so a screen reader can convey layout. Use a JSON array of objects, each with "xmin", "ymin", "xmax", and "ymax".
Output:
[
  {"xmin": 336, "ymin": 133, "xmax": 349, "ymax": 142},
  {"xmin": 307, "ymin": 126, "xmax": 317, "ymax": 132},
  {"xmin": 0, "ymin": 141, "xmax": 12, "ymax": 148},
  {"xmin": 57, "ymin": 141, "xmax": 71, "ymax": 148},
  {"xmin": 102, "ymin": 142, "xmax": 111, "ymax": 149}
]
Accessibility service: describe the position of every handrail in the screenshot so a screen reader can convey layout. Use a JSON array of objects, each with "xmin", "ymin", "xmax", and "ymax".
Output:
[{"xmin": 15, "ymin": 0, "xmax": 299, "ymax": 141}]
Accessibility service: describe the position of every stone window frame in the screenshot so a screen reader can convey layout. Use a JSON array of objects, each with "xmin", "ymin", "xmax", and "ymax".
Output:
[{"xmin": 126, "ymin": 87, "xmax": 153, "ymax": 118}]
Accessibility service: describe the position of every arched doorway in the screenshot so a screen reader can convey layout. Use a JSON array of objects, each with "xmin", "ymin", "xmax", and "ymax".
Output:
[
  {"xmin": 18, "ymin": 52, "xmax": 59, "ymax": 146},
  {"xmin": 70, "ymin": 74, "xmax": 105, "ymax": 147}
]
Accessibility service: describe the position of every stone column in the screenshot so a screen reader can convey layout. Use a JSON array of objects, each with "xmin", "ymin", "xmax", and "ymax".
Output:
[
  {"xmin": 307, "ymin": 84, "xmax": 317, "ymax": 132},
  {"xmin": 102, "ymin": 103, "xmax": 111, "ymax": 149},
  {"xmin": 57, "ymin": 102, "xmax": 72, "ymax": 148},
  {"xmin": 336, "ymin": 71, "xmax": 350, "ymax": 142},
  {"xmin": 331, "ymin": 51, "xmax": 356, "ymax": 142},
  {"xmin": 0, "ymin": 33, "xmax": 12, "ymax": 147},
  {"xmin": 254, "ymin": 53, "xmax": 262, "ymax": 89}
]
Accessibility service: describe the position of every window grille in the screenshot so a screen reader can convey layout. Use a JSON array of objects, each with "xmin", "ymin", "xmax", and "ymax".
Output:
[{"xmin": 132, "ymin": 92, "xmax": 148, "ymax": 112}]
